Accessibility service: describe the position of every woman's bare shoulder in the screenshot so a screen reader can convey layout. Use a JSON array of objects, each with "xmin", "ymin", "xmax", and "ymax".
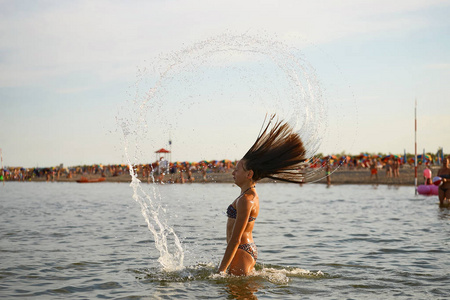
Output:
[{"xmin": 238, "ymin": 192, "xmax": 257, "ymax": 207}]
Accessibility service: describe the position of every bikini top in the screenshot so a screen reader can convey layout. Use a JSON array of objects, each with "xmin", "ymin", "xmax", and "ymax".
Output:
[{"xmin": 226, "ymin": 204, "xmax": 256, "ymax": 222}]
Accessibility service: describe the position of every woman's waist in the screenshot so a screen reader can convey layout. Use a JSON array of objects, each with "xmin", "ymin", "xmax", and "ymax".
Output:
[
  {"xmin": 239, "ymin": 234, "xmax": 254, "ymax": 245},
  {"xmin": 441, "ymin": 181, "xmax": 450, "ymax": 188}
]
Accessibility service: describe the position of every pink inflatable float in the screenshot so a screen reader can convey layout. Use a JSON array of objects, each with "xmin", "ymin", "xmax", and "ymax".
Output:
[
  {"xmin": 418, "ymin": 176, "xmax": 442, "ymax": 196},
  {"xmin": 417, "ymin": 185, "xmax": 438, "ymax": 195},
  {"xmin": 417, "ymin": 183, "xmax": 439, "ymax": 196}
]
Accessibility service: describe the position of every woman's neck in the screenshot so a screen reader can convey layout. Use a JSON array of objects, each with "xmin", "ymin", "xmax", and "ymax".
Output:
[{"xmin": 240, "ymin": 183, "xmax": 255, "ymax": 194}]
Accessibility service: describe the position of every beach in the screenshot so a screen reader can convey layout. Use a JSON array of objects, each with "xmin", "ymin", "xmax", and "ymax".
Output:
[{"xmin": 20, "ymin": 165, "xmax": 437, "ymax": 186}]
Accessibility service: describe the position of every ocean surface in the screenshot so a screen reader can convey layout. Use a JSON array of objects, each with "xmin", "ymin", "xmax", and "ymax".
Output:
[{"xmin": 0, "ymin": 181, "xmax": 449, "ymax": 299}]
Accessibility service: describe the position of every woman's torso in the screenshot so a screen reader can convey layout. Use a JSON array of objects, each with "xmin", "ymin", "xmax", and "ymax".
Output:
[
  {"xmin": 438, "ymin": 167, "xmax": 450, "ymax": 188},
  {"xmin": 226, "ymin": 192, "xmax": 259, "ymax": 245}
]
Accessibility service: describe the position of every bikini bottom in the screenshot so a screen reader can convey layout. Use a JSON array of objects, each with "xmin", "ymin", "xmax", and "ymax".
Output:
[{"xmin": 238, "ymin": 243, "xmax": 258, "ymax": 261}]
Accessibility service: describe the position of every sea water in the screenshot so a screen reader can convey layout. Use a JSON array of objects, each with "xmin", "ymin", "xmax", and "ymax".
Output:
[{"xmin": 1, "ymin": 182, "xmax": 449, "ymax": 299}]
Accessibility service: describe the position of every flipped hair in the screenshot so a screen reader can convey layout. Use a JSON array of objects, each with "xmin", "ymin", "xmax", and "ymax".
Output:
[{"xmin": 242, "ymin": 115, "xmax": 307, "ymax": 183}]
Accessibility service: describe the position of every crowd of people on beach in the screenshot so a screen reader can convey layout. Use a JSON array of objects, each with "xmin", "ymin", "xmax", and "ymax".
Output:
[
  {"xmin": 0, "ymin": 159, "xmax": 234, "ymax": 183},
  {"xmin": 0, "ymin": 153, "xmax": 447, "ymax": 183}
]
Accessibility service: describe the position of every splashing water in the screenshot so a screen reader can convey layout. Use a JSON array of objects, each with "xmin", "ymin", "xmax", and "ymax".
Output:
[
  {"xmin": 252, "ymin": 266, "xmax": 325, "ymax": 285},
  {"xmin": 118, "ymin": 33, "xmax": 356, "ymax": 271},
  {"xmin": 120, "ymin": 122, "xmax": 184, "ymax": 271},
  {"xmin": 133, "ymin": 263, "xmax": 326, "ymax": 285},
  {"xmin": 129, "ymin": 172, "xmax": 184, "ymax": 271}
]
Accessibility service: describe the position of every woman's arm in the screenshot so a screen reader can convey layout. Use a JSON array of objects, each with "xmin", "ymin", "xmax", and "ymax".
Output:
[
  {"xmin": 437, "ymin": 169, "xmax": 450, "ymax": 182},
  {"xmin": 218, "ymin": 195, "xmax": 253, "ymax": 273}
]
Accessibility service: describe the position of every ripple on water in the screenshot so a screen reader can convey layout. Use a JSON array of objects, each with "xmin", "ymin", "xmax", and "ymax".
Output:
[{"xmin": 1, "ymin": 183, "xmax": 449, "ymax": 299}]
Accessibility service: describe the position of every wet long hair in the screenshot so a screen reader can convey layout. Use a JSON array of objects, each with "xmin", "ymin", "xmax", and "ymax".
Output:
[{"xmin": 242, "ymin": 115, "xmax": 307, "ymax": 183}]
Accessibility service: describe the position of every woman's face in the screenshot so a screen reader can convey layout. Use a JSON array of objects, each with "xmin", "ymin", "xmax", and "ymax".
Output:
[{"xmin": 232, "ymin": 160, "xmax": 250, "ymax": 185}]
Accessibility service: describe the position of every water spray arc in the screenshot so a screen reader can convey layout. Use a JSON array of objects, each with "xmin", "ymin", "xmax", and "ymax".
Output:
[{"xmin": 117, "ymin": 33, "xmax": 357, "ymax": 270}]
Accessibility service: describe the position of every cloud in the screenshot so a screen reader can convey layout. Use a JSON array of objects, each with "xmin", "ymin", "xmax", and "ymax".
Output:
[{"xmin": 0, "ymin": 0, "xmax": 447, "ymax": 88}]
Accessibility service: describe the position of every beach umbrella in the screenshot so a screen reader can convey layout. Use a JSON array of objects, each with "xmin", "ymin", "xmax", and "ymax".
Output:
[
  {"xmin": 324, "ymin": 155, "xmax": 337, "ymax": 160},
  {"xmin": 417, "ymin": 154, "xmax": 431, "ymax": 160},
  {"xmin": 343, "ymin": 156, "xmax": 350, "ymax": 163},
  {"xmin": 417, "ymin": 154, "xmax": 431, "ymax": 163},
  {"xmin": 382, "ymin": 154, "xmax": 397, "ymax": 162},
  {"xmin": 155, "ymin": 148, "xmax": 170, "ymax": 153}
]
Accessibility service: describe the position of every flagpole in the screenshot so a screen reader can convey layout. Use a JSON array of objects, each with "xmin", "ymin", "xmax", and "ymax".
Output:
[
  {"xmin": 169, "ymin": 133, "xmax": 172, "ymax": 164},
  {"xmin": 414, "ymin": 100, "xmax": 417, "ymax": 195},
  {"xmin": 0, "ymin": 148, "xmax": 4, "ymax": 186}
]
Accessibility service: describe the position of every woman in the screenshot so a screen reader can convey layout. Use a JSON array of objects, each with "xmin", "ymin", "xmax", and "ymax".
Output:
[
  {"xmin": 370, "ymin": 159, "xmax": 378, "ymax": 181},
  {"xmin": 437, "ymin": 156, "xmax": 450, "ymax": 206},
  {"xmin": 218, "ymin": 115, "xmax": 307, "ymax": 275},
  {"xmin": 385, "ymin": 160, "xmax": 392, "ymax": 177},
  {"xmin": 423, "ymin": 164, "xmax": 432, "ymax": 185},
  {"xmin": 392, "ymin": 158, "xmax": 400, "ymax": 178}
]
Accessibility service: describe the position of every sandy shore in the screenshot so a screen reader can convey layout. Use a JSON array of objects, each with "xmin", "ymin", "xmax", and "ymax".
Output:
[{"xmin": 23, "ymin": 165, "xmax": 437, "ymax": 186}]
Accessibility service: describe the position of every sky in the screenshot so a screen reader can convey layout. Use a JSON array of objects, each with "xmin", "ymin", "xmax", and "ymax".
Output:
[{"xmin": 1, "ymin": 0, "xmax": 449, "ymax": 168}]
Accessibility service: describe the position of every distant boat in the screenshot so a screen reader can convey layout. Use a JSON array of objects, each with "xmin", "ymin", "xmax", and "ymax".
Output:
[{"xmin": 76, "ymin": 177, "xmax": 106, "ymax": 183}]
